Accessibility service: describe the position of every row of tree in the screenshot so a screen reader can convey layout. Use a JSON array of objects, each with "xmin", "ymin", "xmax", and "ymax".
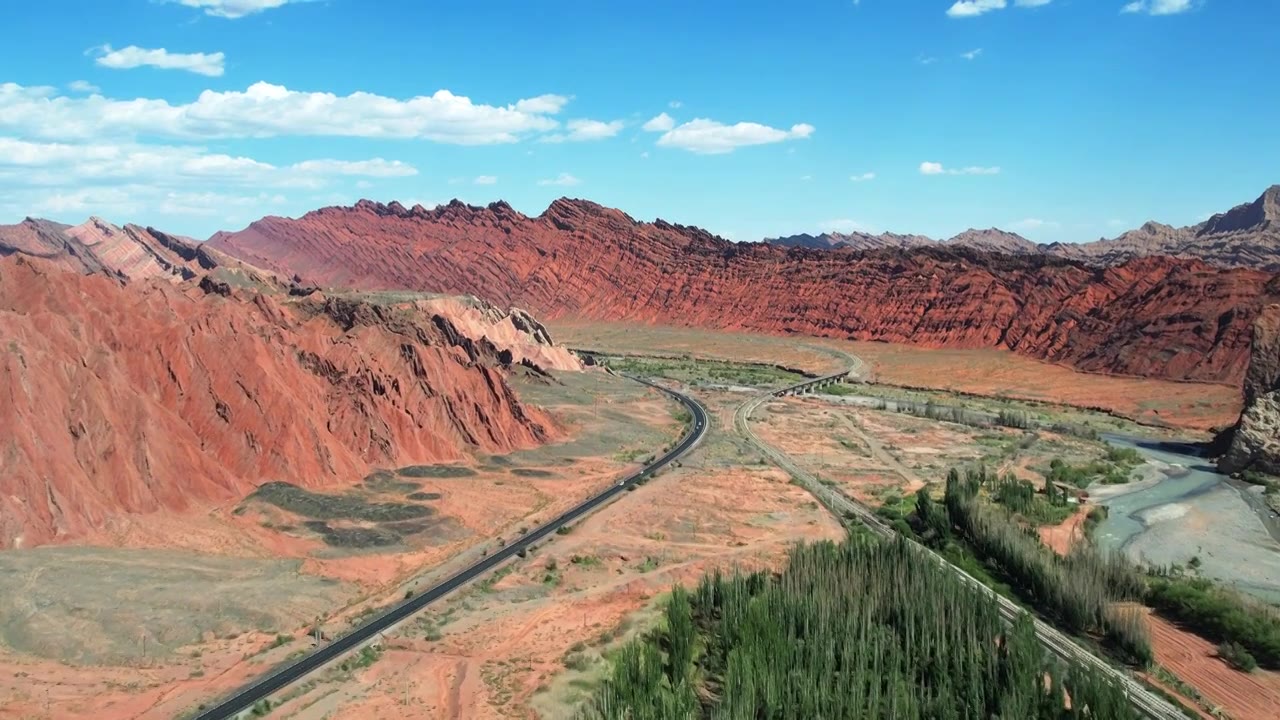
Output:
[
  {"xmin": 577, "ymin": 538, "xmax": 1139, "ymax": 719},
  {"xmin": 941, "ymin": 467, "xmax": 1153, "ymax": 665},
  {"xmin": 865, "ymin": 398, "xmax": 1099, "ymax": 439}
]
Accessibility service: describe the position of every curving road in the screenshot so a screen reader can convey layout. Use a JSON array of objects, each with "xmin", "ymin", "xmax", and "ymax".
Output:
[
  {"xmin": 738, "ymin": 370, "xmax": 1187, "ymax": 720},
  {"xmin": 191, "ymin": 374, "xmax": 707, "ymax": 720}
]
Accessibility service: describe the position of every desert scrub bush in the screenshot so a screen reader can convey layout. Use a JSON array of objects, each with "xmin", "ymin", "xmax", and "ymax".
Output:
[
  {"xmin": 1217, "ymin": 641, "xmax": 1259, "ymax": 672},
  {"xmin": 997, "ymin": 409, "xmax": 1033, "ymax": 429}
]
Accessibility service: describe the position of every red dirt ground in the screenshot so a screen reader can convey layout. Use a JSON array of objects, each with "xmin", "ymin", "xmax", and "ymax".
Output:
[{"xmin": 1145, "ymin": 612, "xmax": 1280, "ymax": 720}]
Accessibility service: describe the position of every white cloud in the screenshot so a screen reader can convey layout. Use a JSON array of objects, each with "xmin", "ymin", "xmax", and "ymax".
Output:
[
  {"xmin": 640, "ymin": 151, "xmax": 650, "ymax": 159},
  {"xmin": 156, "ymin": 191, "xmax": 287, "ymax": 216},
  {"xmin": 920, "ymin": 161, "xmax": 1000, "ymax": 176},
  {"xmin": 540, "ymin": 118, "xmax": 623, "ymax": 143},
  {"xmin": 947, "ymin": 0, "xmax": 1006, "ymax": 17},
  {"xmin": 948, "ymin": 0, "xmax": 1051, "ymax": 17},
  {"xmin": 800, "ymin": 175, "xmax": 812, "ymax": 181},
  {"xmin": 473, "ymin": 175, "xmax": 497, "ymax": 185},
  {"xmin": 0, "ymin": 135, "xmax": 423, "ymax": 229},
  {"xmin": 1009, "ymin": 218, "xmax": 1060, "ymax": 231},
  {"xmin": 1106, "ymin": 218, "xmax": 1127, "ymax": 228},
  {"xmin": 159, "ymin": 0, "xmax": 317, "ymax": 19},
  {"xmin": 0, "ymin": 137, "xmax": 416, "ymax": 188},
  {"xmin": 642, "ymin": 112, "xmax": 676, "ymax": 132},
  {"xmin": 5, "ymin": 185, "xmax": 286, "ymax": 224},
  {"xmin": 0, "ymin": 82, "xmax": 567, "ymax": 145},
  {"xmin": 917, "ymin": 55, "xmax": 938, "ymax": 65},
  {"xmin": 668, "ymin": 100, "xmax": 682, "ymax": 109},
  {"xmin": 67, "ymin": 80, "xmax": 100, "ymax": 94},
  {"xmin": 961, "ymin": 48, "xmax": 983, "ymax": 60},
  {"xmin": 850, "ymin": 172, "xmax": 876, "ymax": 182},
  {"xmin": 287, "ymin": 158, "xmax": 417, "ymax": 177},
  {"xmin": 93, "ymin": 45, "xmax": 226, "ymax": 77},
  {"xmin": 1121, "ymin": 0, "xmax": 1193, "ymax": 14},
  {"xmin": 654, "ymin": 118, "xmax": 814, "ymax": 154},
  {"xmin": 537, "ymin": 172, "xmax": 581, "ymax": 187},
  {"xmin": 819, "ymin": 219, "xmax": 868, "ymax": 234},
  {"xmin": 514, "ymin": 94, "xmax": 571, "ymax": 114}
]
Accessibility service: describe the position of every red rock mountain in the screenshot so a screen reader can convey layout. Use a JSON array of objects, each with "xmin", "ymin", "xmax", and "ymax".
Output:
[
  {"xmin": 208, "ymin": 198, "xmax": 1280, "ymax": 386},
  {"xmin": 0, "ymin": 250, "xmax": 568, "ymax": 548},
  {"xmin": 0, "ymin": 216, "xmax": 228, "ymax": 281}
]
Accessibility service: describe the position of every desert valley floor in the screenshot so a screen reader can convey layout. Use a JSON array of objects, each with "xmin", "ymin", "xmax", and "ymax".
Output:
[{"xmin": 3, "ymin": 316, "xmax": 1279, "ymax": 720}]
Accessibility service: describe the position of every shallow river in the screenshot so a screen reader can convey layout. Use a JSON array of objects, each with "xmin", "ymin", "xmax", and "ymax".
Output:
[{"xmin": 1092, "ymin": 434, "xmax": 1280, "ymax": 604}]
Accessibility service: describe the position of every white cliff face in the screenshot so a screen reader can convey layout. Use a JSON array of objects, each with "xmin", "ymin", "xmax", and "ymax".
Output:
[{"xmin": 1222, "ymin": 304, "xmax": 1280, "ymax": 475}]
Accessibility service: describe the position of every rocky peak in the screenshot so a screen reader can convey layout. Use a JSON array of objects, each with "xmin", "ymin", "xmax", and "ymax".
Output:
[
  {"xmin": 1198, "ymin": 185, "xmax": 1280, "ymax": 236},
  {"xmin": 944, "ymin": 228, "xmax": 1039, "ymax": 254},
  {"xmin": 1137, "ymin": 221, "xmax": 1176, "ymax": 235}
]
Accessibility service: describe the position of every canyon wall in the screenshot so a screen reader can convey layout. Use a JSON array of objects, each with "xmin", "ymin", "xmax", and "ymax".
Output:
[{"xmin": 208, "ymin": 198, "xmax": 1280, "ymax": 386}]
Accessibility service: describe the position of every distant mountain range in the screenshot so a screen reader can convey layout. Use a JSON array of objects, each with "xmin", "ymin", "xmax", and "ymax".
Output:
[{"xmin": 766, "ymin": 185, "xmax": 1280, "ymax": 272}]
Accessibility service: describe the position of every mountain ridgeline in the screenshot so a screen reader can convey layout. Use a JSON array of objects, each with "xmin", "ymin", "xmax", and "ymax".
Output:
[
  {"xmin": 207, "ymin": 192, "xmax": 1280, "ymax": 387},
  {"xmin": 767, "ymin": 185, "xmax": 1280, "ymax": 272}
]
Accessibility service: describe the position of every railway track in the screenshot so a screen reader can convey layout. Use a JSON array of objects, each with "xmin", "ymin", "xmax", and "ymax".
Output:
[{"xmin": 737, "ymin": 369, "xmax": 1188, "ymax": 720}]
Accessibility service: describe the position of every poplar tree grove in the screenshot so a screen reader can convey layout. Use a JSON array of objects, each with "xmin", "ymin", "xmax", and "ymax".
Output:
[{"xmin": 577, "ymin": 538, "xmax": 1137, "ymax": 719}]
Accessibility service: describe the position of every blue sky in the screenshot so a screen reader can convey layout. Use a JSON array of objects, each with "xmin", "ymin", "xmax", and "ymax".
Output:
[{"xmin": 0, "ymin": 0, "xmax": 1274, "ymax": 243}]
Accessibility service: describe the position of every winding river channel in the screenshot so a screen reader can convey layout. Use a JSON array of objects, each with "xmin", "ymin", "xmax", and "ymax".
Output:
[{"xmin": 1091, "ymin": 434, "xmax": 1280, "ymax": 604}]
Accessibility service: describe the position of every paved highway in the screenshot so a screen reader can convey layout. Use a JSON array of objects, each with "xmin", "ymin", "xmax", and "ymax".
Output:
[
  {"xmin": 737, "ymin": 370, "xmax": 1188, "ymax": 720},
  {"xmin": 191, "ymin": 374, "xmax": 707, "ymax": 720}
]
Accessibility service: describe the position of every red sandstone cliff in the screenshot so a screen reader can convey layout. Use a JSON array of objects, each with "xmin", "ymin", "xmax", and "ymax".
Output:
[
  {"xmin": 208, "ymin": 198, "xmax": 1280, "ymax": 385},
  {"xmin": 0, "ymin": 255, "xmax": 561, "ymax": 548}
]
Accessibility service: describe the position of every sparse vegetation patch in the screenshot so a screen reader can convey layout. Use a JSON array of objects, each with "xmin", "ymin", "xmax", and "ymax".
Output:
[
  {"xmin": 246, "ymin": 481, "xmax": 431, "ymax": 523},
  {"xmin": 397, "ymin": 464, "xmax": 477, "ymax": 479},
  {"xmin": 511, "ymin": 468, "xmax": 555, "ymax": 478}
]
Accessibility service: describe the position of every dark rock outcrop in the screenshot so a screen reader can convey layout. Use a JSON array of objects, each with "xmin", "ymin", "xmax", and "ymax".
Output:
[{"xmin": 1220, "ymin": 305, "xmax": 1280, "ymax": 474}]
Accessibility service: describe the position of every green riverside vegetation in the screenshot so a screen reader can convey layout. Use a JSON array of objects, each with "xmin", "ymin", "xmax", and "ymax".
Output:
[
  {"xmin": 577, "ymin": 538, "xmax": 1138, "ymax": 719},
  {"xmin": 1145, "ymin": 573, "xmax": 1280, "ymax": 670},
  {"xmin": 989, "ymin": 472, "xmax": 1074, "ymax": 527},
  {"xmin": 938, "ymin": 467, "xmax": 1153, "ymax": 666}
]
